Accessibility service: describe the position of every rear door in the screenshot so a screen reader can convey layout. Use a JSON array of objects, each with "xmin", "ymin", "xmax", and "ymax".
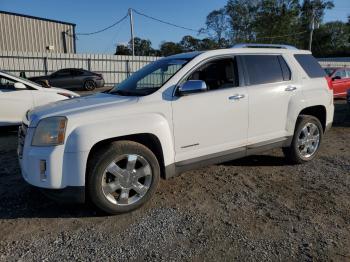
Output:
[
  {"xmin": 70, "ymin": 69, "xmax": 86, "ymax": 88},
  {"xmin": 50, "ymin": 69, "xmax": 73, "ymax": 88},
  {"xmin": 0, "ymin": 76, "xmax": 34, "ymax": 126},
  {"xmin": 240, "ymin": 54, "xmax": 298, "ymax": 145}
]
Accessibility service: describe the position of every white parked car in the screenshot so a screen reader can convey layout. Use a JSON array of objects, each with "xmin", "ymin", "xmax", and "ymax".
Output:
[
  {"xmin": 18, "ymin": 44, "xmax": 334, "ymax": 214},
  {"xmin": 0, "ymin": 70, "xmax": 79, "ymax": 126}
]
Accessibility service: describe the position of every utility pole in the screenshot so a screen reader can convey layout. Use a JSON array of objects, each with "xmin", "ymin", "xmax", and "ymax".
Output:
[
  {"xmin": 129, "ymin": 8, "xmax": 135, "ymax": 57},
  {"xmin": 308, "ymin": 9, "xmax": 315, "ymax": 51}
]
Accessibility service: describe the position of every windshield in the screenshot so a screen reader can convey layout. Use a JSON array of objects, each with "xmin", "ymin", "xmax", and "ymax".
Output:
[
  {"xmin": 110, "ymin": 58, "xmax": 190, "ymax": 96},
  {"xmin": 324, "ymin": 68, "xmax": 335, "ymax": 76},
  {"xmin": 0, "ymin": 70, "xmax": 41, "ymax": 88}
]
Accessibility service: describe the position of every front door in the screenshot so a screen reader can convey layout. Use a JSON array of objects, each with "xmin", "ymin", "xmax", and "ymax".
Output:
[{"xmin": 172, "ymin": 57, "xmax": 248, "ymax": 162}]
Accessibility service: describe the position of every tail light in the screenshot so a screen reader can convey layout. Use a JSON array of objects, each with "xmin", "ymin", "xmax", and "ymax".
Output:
[
  {"xmin": 325, "ymin": 77, "xmax": 333, "ymax": 90},
  {"xmin": 95, "ymin": 73, "xmax": 103, "ymax": 80}
]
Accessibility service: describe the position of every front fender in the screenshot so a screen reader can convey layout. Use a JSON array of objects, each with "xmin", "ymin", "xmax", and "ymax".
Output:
[{"xmin": 64, "ymin": 113, "xmax": 175, "ymax": 166}]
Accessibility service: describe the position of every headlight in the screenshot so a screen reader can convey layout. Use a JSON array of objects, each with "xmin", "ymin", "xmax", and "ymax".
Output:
[{"xmin": 32, "ymin": 117, "xmax": 67, "ymax": 146}]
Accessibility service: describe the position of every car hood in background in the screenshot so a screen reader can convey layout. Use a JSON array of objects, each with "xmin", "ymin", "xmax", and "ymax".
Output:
[
  {"xmin": 27, "ymin": 93, "xmax": 138, "ymax": 127},
  {"xmin": 40, "ymin": 86, "xmax": 79, "ymax": 97}
]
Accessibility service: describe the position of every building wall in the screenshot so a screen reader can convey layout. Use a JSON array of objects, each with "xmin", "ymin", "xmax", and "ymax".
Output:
[{"xmin": 0, "ymin": 11, "xmax": 75, "ymax": 53}]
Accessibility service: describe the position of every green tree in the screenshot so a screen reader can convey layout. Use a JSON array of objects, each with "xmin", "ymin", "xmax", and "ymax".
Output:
[
  {"xmin": 300, "ymin": 0, "xmax": 334, "ymax": 49},
  {"xmin": 131, "ymin": 37, "xmax": 155, "ymax": 56},
  {"xmin": 225, "ymin": 0, "xmax": 258, "ymax": 43},
  {"xmin": 254, "ymin": 0, "xmax": 301, "ymax": 46},
  {"xmin": 179, "ymin": 35, "xmax": 200, "ymax": 52},
  {"xmin": 114, "ymin": 44, "xmax": 131, "ymax": 55},
  {"xmin": 312, "ymin": 21, "xmax": 350, "ymax": 57},
  {"xmin": 159, "ymin": 41, "xmax": 183, "ymax": 56},
  {"xmin": 201, "ymin": 8, "xmax": 229, "ymax": 47}
]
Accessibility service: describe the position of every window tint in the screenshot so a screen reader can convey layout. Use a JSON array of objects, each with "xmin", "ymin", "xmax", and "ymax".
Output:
[
  {"xmin": 0, "ymin": 76, "xmax": 16, "ymax": 90},
  {"xmin": 242, "ymin": 55, "xmax": 285, "ymax": 85},
  {"xmin": 71, "ymin": 69, "xmax": 84, "ymax": 76},
  {"xmin": 55, "ymin": 69, "xmax": 71, "ymax": 77},
  {"xmin": 294, "ymin": 54, "xmax": 325, "ymax": 78},
  {"xmin": 333, "ymin": 70, "xmax": 346, "ymax": 79},
  {"xmin": 187, "ymin": 58, "xmax": 239, "ymax": 90},
  {"xmin": 346, "ymin": 70, "xmax": 350, "ymax": 78}
]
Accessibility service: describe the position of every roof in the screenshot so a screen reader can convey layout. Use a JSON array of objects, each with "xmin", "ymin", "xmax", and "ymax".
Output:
[{"xmin": 0, "ymin": 10, "xmax": 76, "ymax": 26}]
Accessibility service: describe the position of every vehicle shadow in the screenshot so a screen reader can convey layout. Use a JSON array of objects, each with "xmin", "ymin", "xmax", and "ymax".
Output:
[
  {"xmin": 222, "ymin": 154, "xmax": 288, "ymax": 167},
  {"xmin": 333, "ymin": 100, "xmax": 350, "ymax": 127},
  {"xmin": 0, "ymin": 131, "xmax": 102, "ymax": 220}
]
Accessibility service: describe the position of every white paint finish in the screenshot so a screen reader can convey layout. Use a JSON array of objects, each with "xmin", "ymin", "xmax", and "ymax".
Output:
[
  {"xmin": 18, "ymin": 47, "xmax": 334, "ymax": 190},
  {"xmin": 0, "ymin": 70, "xmax": 79, "ymax": 126},
  {"xmin": 172, "ymin": 87, "xmax": 248, "ymax": 162},
  {"xmin": 0, "ymin": 89, "xmax": 34, "ymax": 126}
]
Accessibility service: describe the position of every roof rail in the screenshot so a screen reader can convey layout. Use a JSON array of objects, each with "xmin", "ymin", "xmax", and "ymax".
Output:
[{"xmin": 232, "ymin": 43, "xmax": 298, "ymax": 50}]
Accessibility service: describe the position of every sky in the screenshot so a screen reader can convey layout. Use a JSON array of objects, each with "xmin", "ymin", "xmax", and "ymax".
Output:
[{"xmin": 1, "ymin": 0, "xmax": 349, "ymax": 54}]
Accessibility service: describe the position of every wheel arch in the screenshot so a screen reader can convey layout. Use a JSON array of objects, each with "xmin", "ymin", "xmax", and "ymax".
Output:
[
  {"xmin": 298, "ymin": 105, "xmax": 327, "ymax": 132},
  {"xmin": 86, "ymin": 133, "xmax": 166, "ymax": 179}
]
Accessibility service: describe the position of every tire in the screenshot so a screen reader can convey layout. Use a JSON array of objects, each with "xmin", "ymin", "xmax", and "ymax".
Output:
[
  {"xmin": 87, "ymin": 141, "xmax": 160, "ymax": 214},
  {"xmin": 283, "ymin": 115, "xmax": 323, "ymax": 164},
  {"xmin": 84, "ymin": 80, "xmax": 96, "ymax": 91}
]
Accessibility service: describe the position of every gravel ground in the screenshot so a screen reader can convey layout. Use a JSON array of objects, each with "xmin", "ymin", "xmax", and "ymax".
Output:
[{"xmin": 0, "ymin": 101, "xmax": 349, "ymax": 261}]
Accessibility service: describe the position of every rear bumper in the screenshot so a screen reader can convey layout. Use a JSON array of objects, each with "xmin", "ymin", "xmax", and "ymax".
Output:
[{"xmin": 95, "ymin": 79, "xmax": 105, "ymax": 88}]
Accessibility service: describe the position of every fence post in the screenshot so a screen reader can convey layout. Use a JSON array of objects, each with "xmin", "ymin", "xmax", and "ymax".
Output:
[
  {"xmin": 43, "ymin": 57, "xmax": 48, "ymax": 75},
  {"xmin": 126, "ymin": 60, "xmax": 130, "ymax": 77},
  {"xmin": 87, "ymin": 58, "xmax": 91, "ymax": 71}
]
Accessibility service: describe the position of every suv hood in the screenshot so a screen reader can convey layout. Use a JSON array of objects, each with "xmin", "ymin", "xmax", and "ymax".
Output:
[{"xmin": 27, "ymin": 93, "xmax": 138, "ymax": 127}]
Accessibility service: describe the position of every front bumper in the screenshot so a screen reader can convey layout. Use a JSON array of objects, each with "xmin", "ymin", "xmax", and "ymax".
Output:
[{"xmin": 18, "ymin": 125, "xmax": 88, "ymax": 193}]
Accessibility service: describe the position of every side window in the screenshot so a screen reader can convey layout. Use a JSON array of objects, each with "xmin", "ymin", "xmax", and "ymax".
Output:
[
  {"xmin": 55, "ymin": 69, "xmax": 71, "ymax": 77},
  {"xmin": 294, "ymin": 54, "xmax": 326, "ymax": 78},
  {"xmin": 241, "ymin": 55, "xmax": 285, "ymax": 85},
  {"xmin": 71, "ymin": 69, "xmax": 84, "ymax": 76},
  {"xmin": 333, "ymin": 70, "xmax": 345, "ymax": 79},
  {"xmin": 187, "ymin": 58, "xmax": 239, "ymax": 91},
  {"xmin": 0, "ymin": 76, "xmax": 16, "ymax": 90},
  {"xmin": 346, "ymin": 70, "xmax": 350, "ymax": 78}
]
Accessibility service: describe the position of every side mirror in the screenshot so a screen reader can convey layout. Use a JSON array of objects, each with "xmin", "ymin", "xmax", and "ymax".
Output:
[
  {"xmin": 178, "ymin": 80, "xmax": 207, "ymax": 96},
  {"xmin": 332, "ymin": 76, "xmax": 341, "ymax": 81},
  {"xmin": 14, "ymin": 82, "xmax": 26, "ymax": 89}
]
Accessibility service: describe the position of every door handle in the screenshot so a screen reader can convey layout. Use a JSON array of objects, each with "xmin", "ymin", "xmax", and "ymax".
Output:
[
  {"xmin": 229, "ymin": 94, "xmax": 245, "ymax": 100},
  {"xmin": 285, "ymin": 86, "xmax": 297, "ymax": 91}
]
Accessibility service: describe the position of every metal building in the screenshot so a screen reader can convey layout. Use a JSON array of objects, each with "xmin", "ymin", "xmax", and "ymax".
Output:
[{"xmin": 0, "ymin": 11, "xmax": 76, "ymax": 53}]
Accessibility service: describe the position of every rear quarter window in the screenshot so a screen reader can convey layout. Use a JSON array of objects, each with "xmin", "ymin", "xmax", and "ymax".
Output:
[{"xmin": 294, "ymin": 54, "xmax": 325, "ymax": 78}]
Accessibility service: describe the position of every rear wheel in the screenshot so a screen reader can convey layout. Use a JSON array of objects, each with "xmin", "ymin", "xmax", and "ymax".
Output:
[
  {"xmin": 84, "ymin": 80, "xmax": 96, "ymax": 91},
  {"xmin": 87, "ymin": 141, "xmax": 160, "ymax": 214},
  {"xmin": 283, "ymin": 115, "xmax": 323, "ymax": 164}
]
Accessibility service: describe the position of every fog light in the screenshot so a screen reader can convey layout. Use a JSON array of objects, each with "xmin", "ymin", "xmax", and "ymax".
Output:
[{"xmin": 40, "ymin": 160, "xmax": 47, "ymax": 181}]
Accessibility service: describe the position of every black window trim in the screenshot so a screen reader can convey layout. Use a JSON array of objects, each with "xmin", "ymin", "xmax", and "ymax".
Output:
[
  {"xmin": 239, "ymin": 53, "xmax": 293, "ymax": 86},
  {"xmin": 173, "ymin": 54, "xmax": 245, "ymax": 97}
]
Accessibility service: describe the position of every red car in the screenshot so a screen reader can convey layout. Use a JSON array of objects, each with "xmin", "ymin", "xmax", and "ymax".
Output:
[{"xmin": 324, "ymin": 67, "xmax": 350, "ymax": 99}]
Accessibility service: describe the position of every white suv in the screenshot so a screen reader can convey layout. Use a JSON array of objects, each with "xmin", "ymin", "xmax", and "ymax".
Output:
[{"xmin": 18, "ymin": 44, "xmax": 334, "ymax": 214}]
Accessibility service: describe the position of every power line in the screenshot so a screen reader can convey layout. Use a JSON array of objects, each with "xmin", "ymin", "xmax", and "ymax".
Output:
[
  {"xmin": 255, "ymin": 30, "xmax": 308, "ymax": 40},
  {"xmin": 76, "ymin": 13, "xmax": 129, "ymax": 36},
  {"xmin": 132, "ymin": 8, "xmax": 201, "ymax": 34}
]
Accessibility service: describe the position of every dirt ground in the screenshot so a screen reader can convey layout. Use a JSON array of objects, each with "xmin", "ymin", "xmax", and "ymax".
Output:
[{"xmin": 0, "ymin": 100, "xmax": 349, "ymax": 261}]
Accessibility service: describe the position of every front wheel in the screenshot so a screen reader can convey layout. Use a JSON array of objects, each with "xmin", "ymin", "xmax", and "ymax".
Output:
[
  {"xmin": 87, "ymin": 141, "xmax": 160, "ymax": 214},
  {"xmin": 283, "ymin": 115, "xmax": 323, "ymax": 164}
]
